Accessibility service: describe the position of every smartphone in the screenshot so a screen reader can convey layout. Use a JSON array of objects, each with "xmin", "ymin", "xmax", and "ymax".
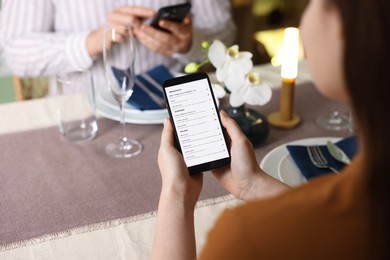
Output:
[
  {"xmin": 163, "ymin": 72, "xmax": 231, "ymax": 175},
  {"xmin": 150, "ymin": 3, "xmax": 191, "ymax": 33}
]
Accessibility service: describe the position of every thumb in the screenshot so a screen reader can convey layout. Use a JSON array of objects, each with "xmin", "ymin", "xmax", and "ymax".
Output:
[
  {"xmin": 160, "ymin": 117, "xmax": 175, "ymax": 148},
  {"xmin": 219, "ymin": 111, "xmax": 246, "ymax": 142}
]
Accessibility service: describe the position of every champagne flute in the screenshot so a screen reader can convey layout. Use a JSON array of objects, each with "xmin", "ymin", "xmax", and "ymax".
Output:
[{"xmin": 103, "ymin": 24, "xmax": 142, "ymax": 158}]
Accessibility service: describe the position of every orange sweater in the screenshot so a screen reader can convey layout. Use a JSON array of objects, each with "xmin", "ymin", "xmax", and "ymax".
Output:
[{"xmin": 200, "ymin": 158, "xmax": 372, "ymax": 259}]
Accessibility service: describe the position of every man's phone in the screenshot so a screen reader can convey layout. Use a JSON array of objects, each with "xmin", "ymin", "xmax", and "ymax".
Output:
[
  {"xmin": 150, "ymin": 3, "xmax": 191, "ymax": 33},
  {"xmin": 163, "ymin": 72, "xmax": 231, "ymax": 175}
]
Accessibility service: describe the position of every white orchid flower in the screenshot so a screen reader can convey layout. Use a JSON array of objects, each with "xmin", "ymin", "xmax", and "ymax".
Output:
[
  {"xmin": 225, "ymin": 71, "xmax": 272, "ymax": 107},
  {"xmin": 208, "ymin": 40, "xmax": 253, "ymax": 82},
  {"xmin": 211, "ymin": 83, "xmax": 226, "ymax": 107}
]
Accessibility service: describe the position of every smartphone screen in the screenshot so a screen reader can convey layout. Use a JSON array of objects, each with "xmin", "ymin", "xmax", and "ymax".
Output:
[{"xmin": 163, "ymin": 73, "xmax": 230, "ymax": 174}]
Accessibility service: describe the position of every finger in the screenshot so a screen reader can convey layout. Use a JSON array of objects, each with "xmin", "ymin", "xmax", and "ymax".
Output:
[
  {"xmin": 182, "ymin": 15, "xmax": 191, "ymax": 25},
  {"xmin": 134, "ymin": 29, "xmax": 162, "ymax": 51},
  {"xmin": 159, "ymin": 19, "xmax": 190, "ymax": 36},
  {"xmin": 116, "ymin": 6, "xmax": 155, "ymax": 18},
  {"xmin": 219, "ymin": 111, "xmax": 246, "ymax": 142},
  {"xmin": 103, "ymin": 29, "xmax": 127, "ymax": 51},
  {"xmin": 191, "ymin": 172, "xmax": 204, "ymax": 183},
  {"xmin": 135, "ymin": 27, "xmax": 173, "ymax": 55},
  {"xmin": 107, "ymin": 12, "xmax": 138, "ymax": 26},
  {"xmin": 106, "ymin": 26, "xmax": 128, "ymax": 41},
  {"xmin": 108, "ymin": 7, "xmax": 154, "ymax": 27},
  {"xmin": 139, "ymin": 24, "xmax": 172, "ymax": 43},
  {"xmin": 103, "ymin": 27, "xmax": 126, "ymax": 50},
  {"xmin": 137, "ymin": 23, "xmax": 188, "ymax": 54},
  {"xmin": 160, "ymin": 117, "xmax": 175, "ymax": 147}
]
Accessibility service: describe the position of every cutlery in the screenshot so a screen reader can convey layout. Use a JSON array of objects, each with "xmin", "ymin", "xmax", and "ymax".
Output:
[
  {"xmin": 326, "ymin": 140, "xmax": 351, "ymax": 165},
  {"xmin": 307, "ymin": 145, "xmax": 339, "ymax": 173}
]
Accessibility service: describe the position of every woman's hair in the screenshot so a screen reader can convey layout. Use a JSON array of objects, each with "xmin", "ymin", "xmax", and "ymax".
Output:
[{"xmin": 328, "ymin": 0, "xmax": 390, "ymax": 257}]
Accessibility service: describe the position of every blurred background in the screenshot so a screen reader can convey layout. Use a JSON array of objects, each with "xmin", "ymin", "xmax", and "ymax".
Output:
[
  {"xmin": 0, "ymin": 0, "xmax": 308, "ymax": 104},
  {"xmin": 232, "ymin": 0, "xmax": 307, "ymax": 65}
]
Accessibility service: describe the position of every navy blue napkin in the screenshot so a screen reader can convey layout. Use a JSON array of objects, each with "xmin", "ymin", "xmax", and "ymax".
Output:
[
  {"xmin": 127, "ymin": 65, "xmax": 173, "ymax": 110},
  {"xmin": 286, "ymin": 136, "xmax": 358, "ymax": 180}
]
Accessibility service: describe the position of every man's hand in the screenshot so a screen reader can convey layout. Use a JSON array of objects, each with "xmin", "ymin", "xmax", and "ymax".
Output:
[
  {"xmin": 133, "ymin": 15, "xmax": 193, "ymax": 56},
  {"xmin": 86, "ymin": 6, "xmax": 155, "ymax": 57}
]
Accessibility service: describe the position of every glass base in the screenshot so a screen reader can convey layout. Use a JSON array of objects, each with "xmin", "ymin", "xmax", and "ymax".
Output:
[
  {"xmin": 316, "ymin": 111, "xmax": 351, "ymax": 131},
  {"xmin": 60, "ymin": 120, "xmax": 98, "ymax": 143},
  {"xmin": 105, "ymin": 139, "xmax": 142, "ymax": 158}
]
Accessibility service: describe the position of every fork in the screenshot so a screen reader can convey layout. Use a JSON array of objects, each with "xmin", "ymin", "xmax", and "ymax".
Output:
[{"xmin": 307, "ymin": 145, "xmax": 339, "ymax": 173}]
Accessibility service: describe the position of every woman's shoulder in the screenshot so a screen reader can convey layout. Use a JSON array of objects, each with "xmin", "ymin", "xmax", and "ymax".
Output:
[
  {"xmin": 241, "ymin": 171, "xmax": 368, "ymax": 229},
  {"xmin": 201, "ymin": 172, "xmax": 369, "ymax": 259}
]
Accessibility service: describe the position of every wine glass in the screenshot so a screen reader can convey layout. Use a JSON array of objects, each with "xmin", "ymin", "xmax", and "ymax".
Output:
[
  {"xmin": 103, "ymin": 24, "xmax": 142, "ymax": 158},
  {"xmin": 316, "ymin": 109, "xmax": 352, "ymax": 131}
]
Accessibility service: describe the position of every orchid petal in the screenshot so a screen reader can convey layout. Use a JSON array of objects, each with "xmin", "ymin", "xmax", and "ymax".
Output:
[
  {"xmin": 216, "ymin": 67, "xmax": 227, "ymax": 82},
  {"xmin": 250, "ymin": 71, "xmax": 261, "ymax": 79},
  {"xmin": 208, "ymin": 40, "xmax": 227, "ymax": 68},
  {"xmin": 229, "ymin": 45, "xmax": 239, "ymax": 52},
  {"xmin": 216, "ymin": 60, "xmax": 231, "ymax": 82},
  {"xmin": 239, "ymin": 52, "xmax": 253, "ymax": 60},
  {"xmin": 225, "ymin": 58, "xmax": 252, "ymax": 79},
  {"xmin": 224, "ymin": 73, "xmax": 245, "ymax": 92},
  {"xmin": 234, "ymin": 56, "xmax": 253, "ymax": 75},
  {"xmin": 243, "ymin": 82, "xmax": 272, "ymax": 106},
  {"xmin": 212, "ymin": 83, "xmax": 226, "ymax": 98},
  {"xmin": 229, "ymin": 88, "xmax": 246, "ymax": 107}
]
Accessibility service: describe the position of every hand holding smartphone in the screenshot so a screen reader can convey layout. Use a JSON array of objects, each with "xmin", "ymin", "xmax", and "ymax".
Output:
[
  {"xmin": 150, "ymin": 3, "xmax": 191, "ymax": 33},
  {"xmin": 163, "ymin": 73, "xmax": 231, "ymax": 175}
]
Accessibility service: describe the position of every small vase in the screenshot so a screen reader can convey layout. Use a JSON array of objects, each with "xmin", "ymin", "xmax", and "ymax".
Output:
[{"xmin": 224, "ymin": 104, "xmax": 269, "ymax": 146}]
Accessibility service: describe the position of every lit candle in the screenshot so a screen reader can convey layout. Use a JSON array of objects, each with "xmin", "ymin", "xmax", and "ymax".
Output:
[
  {"xmin": 268, "ymin": 27, "xmax": 301, "ymax": 129},
  {"xmin": 281, "ymin": 27, "xmax": 299, "ymax": 80}
]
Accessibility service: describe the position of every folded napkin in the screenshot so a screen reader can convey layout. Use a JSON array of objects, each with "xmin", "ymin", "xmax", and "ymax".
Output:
[
  {"xmin": 286, "ymin": 136, "xmax": 358, "ymax": 180},
  {"xmin": 127, "ymin": 65, "xmax": 173, "ymax": 110}
]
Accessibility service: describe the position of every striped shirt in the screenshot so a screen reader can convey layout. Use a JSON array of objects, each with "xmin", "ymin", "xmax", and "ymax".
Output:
[{"xmin": 0, "ymin": 0, "xmax": 236, "ymax": 89}]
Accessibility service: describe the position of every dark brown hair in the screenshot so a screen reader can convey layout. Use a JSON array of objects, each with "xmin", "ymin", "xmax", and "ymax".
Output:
[{"xmin": 328, "ymin": 0, "xmax": 390, "ymax": 258}]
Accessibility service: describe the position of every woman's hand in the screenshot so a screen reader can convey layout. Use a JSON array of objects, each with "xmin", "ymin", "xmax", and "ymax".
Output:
[
  {"xmin": 133, "ymin": 16, "xmax": 193, "ymax": 56},
  {"xmin": 86, "ymin": 6, "xmax": 155, "ymax": 57},
  {"xmin": 158, "ymin": 117, "xmax": 203, "ymax": 208},
  {"xmin": 212, "ymin": 111, "xmax": 263, "ymax": 201},
  {"xmin": 152, "ymin": 118, "xmax": 203, "ymax": 260},
  {"xmin": 212, "ymin": 111, "xmax": 290, "ymax": 201}
]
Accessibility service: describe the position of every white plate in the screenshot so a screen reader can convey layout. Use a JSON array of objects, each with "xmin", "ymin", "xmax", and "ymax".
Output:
[
  {"xmin": 277, "ymin": 154, "xmax": 307, "ymax": 187},
  {"xmin": 95, "ymin": 86, "xmax": 168, "ymax": 124},
  {"xmin": 260, "ymin": 137, "xmax": 341, "ymax": 187},
  {"xmin": 96, "ymin": 102, "xmax": 166, "ymax": 124},
  {"xmin": 98, "ymin": 87, "xmax": 167, "ymax": 116},
  {"xmin": 96, "ymin": 93, "xmax": 167, "ymax": 124}
]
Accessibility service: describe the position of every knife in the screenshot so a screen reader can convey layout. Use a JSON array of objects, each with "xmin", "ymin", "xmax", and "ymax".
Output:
[{"xmin": 326, "ymin": 141, "xmax": 351, "ymax": 165}]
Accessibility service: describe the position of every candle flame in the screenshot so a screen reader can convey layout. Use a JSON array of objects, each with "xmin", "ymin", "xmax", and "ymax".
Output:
[{"xmin": 281, "ymin": 27, "xmax": 299, "ymax": 80}]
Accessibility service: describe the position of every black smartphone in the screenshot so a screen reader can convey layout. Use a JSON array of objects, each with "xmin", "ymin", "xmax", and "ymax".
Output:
[
  {"xmin": 163, "ymin": 72, "xmax": 231, "ymax": 175},
  {"xmin": 150, "ymin": 3, "xmax": 191, "ymax": 33}
]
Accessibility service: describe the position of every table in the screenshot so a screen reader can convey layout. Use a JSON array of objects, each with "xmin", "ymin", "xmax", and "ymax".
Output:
[{"xmin": 0, "ymin": 62, "xmax": 351, "ymax": 259}]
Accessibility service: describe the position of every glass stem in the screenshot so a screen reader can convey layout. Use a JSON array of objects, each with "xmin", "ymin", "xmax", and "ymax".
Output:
[
  {"xmin": 348, "ymin": 109, "xmax": 354, "ymax": 134},
  {"xmin": 120, "ymin": 102, "xmax": 127, "ymax": 144}
]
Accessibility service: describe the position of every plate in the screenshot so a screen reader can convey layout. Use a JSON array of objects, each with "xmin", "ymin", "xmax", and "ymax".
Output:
[
  {"xmin": 98, "ymin": 87, "xmax": 167, "ymax": 116},
  {"xmin": 277, "ymin": 154, "xmax": 307, "ymax": 187},
  {"xmin": 96, "ymin": 101, "xmax": 166, "ymax": 124},
  {"xmin": 260, "ymin": 137, "xmax": 341, "ymax": 187},
  {"xmin": 96, "ymin": 87, "xmax": 168, "ymax": 124}
]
